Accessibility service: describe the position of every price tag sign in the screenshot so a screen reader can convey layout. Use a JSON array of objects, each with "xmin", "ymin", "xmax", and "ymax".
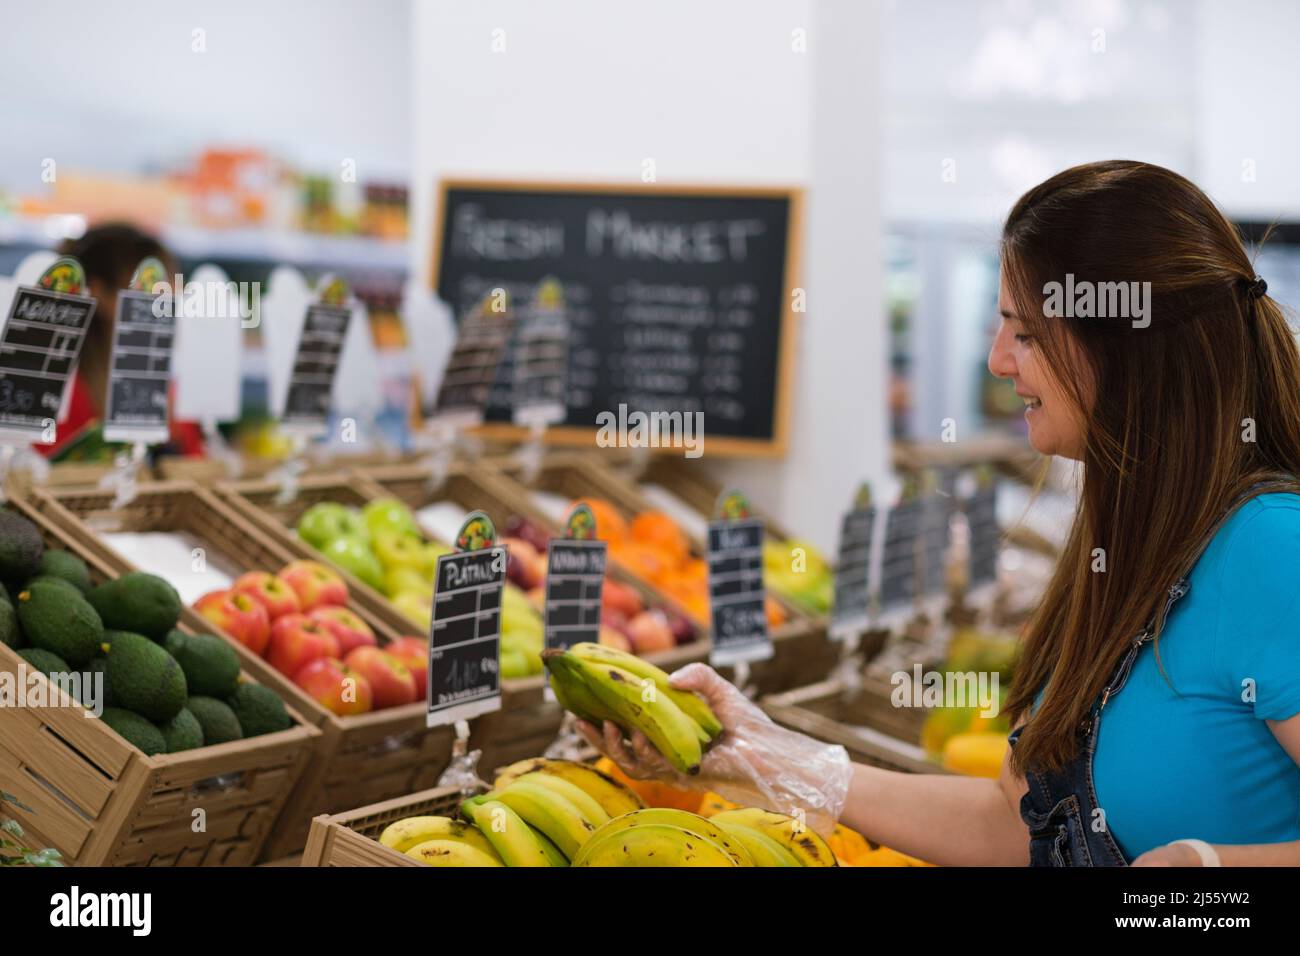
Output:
[
  {"xmin": 919, "ymin": 471, "xmax": 954, "ymax": 599},
  {"xmin": 706, "ymin": 489, "xmax": 773, "ymax": 666},
  {"xmin": 543, "ymin": 504, "xmax": 606, "ymax": 652},
  {"xmin": 966, "ymin": 474, "xmax": 1000, "ymax": 589},
  {"xmin": 512, "ymin": 277, "xmax": 569, "ymax": 428},
  {"xmin": 426, "ymin": 511, "xmax": 505, "ymax": 727},
  {"xmin": 0, "ymin": 257, "xmax": 96, "ymax": 446},
  {"xmin": 830, "ymin": 483, "xmax": 876, "ymax": 641},
  {"xmin": 103, "ymin": 258, "xmax": 173, "ymax": 445},
  {"xmin": 429, "ymin": 288, "xmax": 516, "ymax": 429},
  {"xmin": 878, "ymin": 489, "xmax": 922, "ymax": 615},
  {"xmin": 283, "ymin": 276, "xmax": 352, "ymax": 435}
]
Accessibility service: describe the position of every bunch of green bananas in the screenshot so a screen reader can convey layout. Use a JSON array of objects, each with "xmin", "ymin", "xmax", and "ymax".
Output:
[
  {"xmin": 541, "ymin": 643, "xmax": 722, "ymax": 775},
  {"xmin": 379, "ymin": 759, "xmax": 644, "ymax": 866},
  {"xmin": 571, "ymin": 806, "xmax": 838, "ymax": 867}
]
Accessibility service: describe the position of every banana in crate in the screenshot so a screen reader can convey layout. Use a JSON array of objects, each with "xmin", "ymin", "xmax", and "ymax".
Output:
[
  {"xmin": 540, "ymin": 642, "xmax": 722, "ymax": 775},
  {"xmin": 375, "ymin": 758, "xmax": 838, "ymax": 867}
]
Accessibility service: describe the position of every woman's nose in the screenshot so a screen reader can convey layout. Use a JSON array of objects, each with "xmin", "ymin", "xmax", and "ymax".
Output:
[{"xmin": 987, "ymin": 323, "xmax": 1016, "ymax": 379}]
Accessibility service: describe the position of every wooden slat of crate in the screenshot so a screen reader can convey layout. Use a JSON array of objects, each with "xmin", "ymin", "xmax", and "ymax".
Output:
[
  {"xmin": 300, "ymin": 785, "xmax": 466, "ymax": 867},
  {"xmin": 761, "ymin": 676, "xmax": 948, "ymax": 776}
]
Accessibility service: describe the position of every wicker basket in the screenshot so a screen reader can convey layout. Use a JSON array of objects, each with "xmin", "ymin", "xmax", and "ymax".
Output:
[
  {"xmin": 299, "ymin": 785, "xmax": 469, "ymax": 867},
  {"xmin": 25, "ymin": 482, "xmax": 455, "ymax": 861},
  {"xmin": 0, "ymin": 496, "xmax": 320, "ymax": 866},
  {"xmin": 761, "ymin": 675, "xmax": 949, "ymax": 775}
]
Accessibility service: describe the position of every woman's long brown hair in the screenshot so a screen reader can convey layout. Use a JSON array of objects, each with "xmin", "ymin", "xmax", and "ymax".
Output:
[{"xmin": 1001, "ymin": 160, "xmax": 1300, "ymax": 773}]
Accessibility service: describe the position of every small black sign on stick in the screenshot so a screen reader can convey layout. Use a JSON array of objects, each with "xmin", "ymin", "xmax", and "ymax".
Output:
[
  {"xmin": 830, "ymin": 483, "xmax": 877, "ymax": 641},
  {"xmin": 543, "ymin": 504, "xmax": 607, "ymax": 653},
  {"xmin": 104, "ymin": 258, "xmax": 174, "ymax": 445},
  {"xmin": 426, "ymin": 511, "xmax": 506, "ymax": 727},
  {"xmin": 706, "ymin": 489, "xmax": 773, "ymax": 667}
]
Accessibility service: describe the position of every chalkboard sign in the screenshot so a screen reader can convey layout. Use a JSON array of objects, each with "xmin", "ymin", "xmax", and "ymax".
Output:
[
  {"xmin": 0, "ymin": 264, "xmax": 96, "ymax": 445},
  {"xmin": 283, "ymin": 303, "xmax": 351, "ymax": 432},
  {"xmin": 511, "ymin": 279, "xmax": 569, "ymax": 427},
  {"xmin": 426, "ymin": 512, "xmax": 505, "ymax": 726},
  {"xmin": 103, "ymin": 289, "xmax": 174, "ymax": 444},
  {"xmin": 878, "ymin": 499, "xmax": 922, "ymax": 613},
  {"xmin": 706, "ymin": 490, "xmax": 773, "ymax": 665},
  {"xmin": 431, "ymin": 181, "xmax": 802, "ymax": 456},
  {"xmin": 428, "ymin": 290, "xmax": 516, "ymax": 428},
  {"xmin": 543, "ymin": 540, "xmax": 606, "ymax": 651},
  {"xmin": 966, "ymin": 482, "xmax": 1000, "ymax": 588},
  {"xmin": 830, "ymin": 504, "xmax": 876, "ymax": 641}
]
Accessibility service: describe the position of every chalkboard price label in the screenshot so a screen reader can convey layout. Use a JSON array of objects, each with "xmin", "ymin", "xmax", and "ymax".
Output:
[
  {"xmin": 0, "ymin": 258, "xmax": 96, "ymax": 445},
  {"xmin": 966, "ymin": 480, "xmax": 999, "ymax": 589},
  {"xmin": 919, "ymin": 478, "xmax": 954, "ymax": 599},
  {"xmin": 103, "ymin": 286, "xmax": 174, "ymax": 444},
  {"xmin": 426, "ymin": 511, "xmax": 506, "ymax": 727},
  {"xmin": 283, "ymin": 302, "xmax": 351, "ymax": 432},
  {"xmin": 543, "ymin": 506, "xmax": 607, "ymax": 652},
  {"xmin": 706, "ymin": 490, "xmax": 772, "ymax": 665},
  {"xmin": 511, "ymin": 278, "xmax": 569, "ymax": 428},
  {"xmin": 429, "ymin": 289, "xmax": 517, "ymax": 429},
  {"xmin": 878, "ymin": 498, "xmax": 922, "ymax": 614},
  {"xmin": 830, "ymin": 489, "xmax": 877, "ymax": 641}
]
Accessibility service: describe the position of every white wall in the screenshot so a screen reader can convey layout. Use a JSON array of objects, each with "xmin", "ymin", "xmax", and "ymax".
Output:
[
  {"xmin": 410, "ymin": 0, "xmax": 888, "ymax": 551},
  {"xmin": 0, "ymin": 0, "xmax": 412, "ymax": 189}
]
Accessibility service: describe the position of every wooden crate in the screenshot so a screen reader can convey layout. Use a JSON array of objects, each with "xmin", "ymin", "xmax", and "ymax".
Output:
[
  {"xmin": 216, "ymin": 465, "xmax": 712, "ymax": 771},
  {"xmin": 761, "ymin": 675, "xmax": 949, "ymax": 775},
  {"xmin": 300, "ymin": 785, "xmax": 466, "ymax": 867},
  {"xmin": 0, "ymin": 496, "xmax": 320, "ymax": 866},
  {"xmin": 25, "ymin": 482, "xmax": 456, "ymax": 861}
]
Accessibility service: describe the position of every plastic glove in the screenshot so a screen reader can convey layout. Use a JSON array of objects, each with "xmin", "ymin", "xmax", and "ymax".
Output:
[{"xmin": 575, "ymin": 662, "xmax": 853, "ymax": 838}]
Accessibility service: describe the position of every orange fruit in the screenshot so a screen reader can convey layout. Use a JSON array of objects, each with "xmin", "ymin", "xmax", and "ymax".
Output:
[
  {"xmin": 629, "ymin": 511, "xmax": 689, "ymax": 563},
  {"xmin": 572, "ymin": 498, "xmax": 627, "ymax": 544},
  {"xmin": 595, "ymin": 757, "xmax": 702, "ymax": 812},
  {"xmin": 765, "ymin": 596, "xmax": 787, "ymax": 629}
]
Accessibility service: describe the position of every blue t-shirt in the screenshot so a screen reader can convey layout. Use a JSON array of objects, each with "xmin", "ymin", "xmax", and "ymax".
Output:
[{"xmin": 1093, "ymin": 492, "xmax": 1300, "ymax": 859}]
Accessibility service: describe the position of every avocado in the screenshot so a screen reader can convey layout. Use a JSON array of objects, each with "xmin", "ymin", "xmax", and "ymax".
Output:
[
  {"xmin": 164, "ymin": 629, "xmax": 187, "ymax": 656},
  {"xmin": 226, "ymin": 683, "xmax": 292, "ymax": 737},
  {"xmin": 87, "ymin": 572, "xmax": 182, "ymax": 641},
  {"xmin": 37, "ymin": 549, "xmax": 91, "ymax": 594},
  {"xmin": 0, "ymin": 510, "xmax": 44, "ymax": 582},
  {"xmin": 160, "ymin": 707, "xmax": 204, "ymax": 753},
  {"xmin": 102, "ymin": 630, "xmax": 187, "ymax": 722},
  {"xmin": 99, "ymin": 707, "xmax": 166, "ymax": 756},
  {"xmin": 0, "ymin": 599, "xmax": 21, "ymax": 649},
  {"xmin": 87, "ymin": 657, "xmax": 115, "ymax": 708},
  {"xmin": 17, "ymin": 647, "xmax": 70, "ymax": 676},
  {"xmin": 26, "ymin": 574, "xmax": 84, "ymax": 597},
  {"xmin": 168, "ymin": 632, "xmax": 240, "ymax": 698},
  {"xmin": 16, "ymin": 580, "xmax": 104, "ymax": 666},
  {"xmin": 185, "ymin": 696, "xmax": 243, "ymax": 745}
]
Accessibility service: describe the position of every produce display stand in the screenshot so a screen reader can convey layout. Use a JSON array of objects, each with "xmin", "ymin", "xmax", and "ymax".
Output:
[
  {"xmin": 488, "ymin": 452, "xmax": 837, "ymax": 695},
  {"xmin": 215, "ymin": 465, "xmax": 710, "ymax": 771},
  {"xmin": 299, "ymin": 785, "xmax": 465, "ymax": 867},
  {"xmin": 25, "ymin": 482, "xmax": 453, "ymax": 861},
  {"xmin": 0, "ymin": 496, "xmax": 320, "ymax": 866},
  {"xmin": 761, "ymin": 675, "xmax": 948, "ymax": 775}
]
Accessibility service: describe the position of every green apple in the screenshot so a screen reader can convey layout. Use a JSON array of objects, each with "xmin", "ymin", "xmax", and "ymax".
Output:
[
  {"xmin": 321, "ymin": 534, "xmax": 385, "ymax": 591},
  {"xmin": 298, "ymin": 502, "xmax": 368, "ymax": 549},
  {"xmin": 363, "ymin": 497, "xmax": 421, "ymax": 541},
  {"xmin": 420, "ymin": 541, "xmax": 454, "ymax": 575},
  {"xmin": 391, "ymin": 591, "xmax": 433, "ymax": 629},
  {"xmin": 372, "ymin": 529, "xmax": 426, "ymax": 572}
]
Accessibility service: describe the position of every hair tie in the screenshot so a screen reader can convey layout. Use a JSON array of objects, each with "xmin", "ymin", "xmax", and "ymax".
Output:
[{"xmin": 1247, "ymin": 276, "xmax": 1268, "ymax": 299}]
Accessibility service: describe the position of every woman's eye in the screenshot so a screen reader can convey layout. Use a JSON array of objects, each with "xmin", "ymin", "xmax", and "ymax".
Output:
[{"xmin": 1014, "ymin": 334, "xmax": 1033, "ymax": 345}]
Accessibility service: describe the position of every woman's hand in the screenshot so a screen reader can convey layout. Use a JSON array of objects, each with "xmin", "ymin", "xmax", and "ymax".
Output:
[
  {"xmin": 574, "ymin": 663, "xmax": 854, "ymax": 837},
  {"xmin": 1131, "ymin": 843, "xmax": 1206, "ymax": 867}
]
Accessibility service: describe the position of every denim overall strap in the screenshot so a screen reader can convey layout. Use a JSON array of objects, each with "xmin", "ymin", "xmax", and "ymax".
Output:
[{"xmin": 1012, "ymin": 475, "xmax": 1297, "ymax": 866}]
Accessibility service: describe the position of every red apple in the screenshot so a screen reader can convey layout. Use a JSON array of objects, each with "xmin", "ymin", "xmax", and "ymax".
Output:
[
  {"xmin": 294, "ymin": 657, "xmax": 373, "ymax": 716},
  {"xmin": 663, "ymin": 609, "xmax": 697, "ymax": 645},
  {"xmin": 194, "ymin": 589, "xmax": 271, "ymax": 656},
  {"xmin": 386, "ymin": 637, "xmax": 429, "ymax": 699},
  {"xmin": 598, "ymin": 625, "xmax": 632, "ymax": 653},
  {"xmin": 503, "ymin": 536, "xmax": 542, "ymax": 590},
  {"xmin": 233, "ymin": 571, "xmax": 301, "ymax": 620},
  {"xmin": 602, "ymin": 579, "xmax": 644, "ymax": 619},
  {"xmin": 627, "ymin": 610, "xmax": 674, "ymax": 655},
  {"xmin": 279, "ymin": 560, "xmax": 348, "ymax": 611},
  {"xmin": 308, "ymin": 606, "xmax": 377, "ymax": 656},
  {"xmin": 344, "ymin": 646, "xmax": 418, "ymax": 709},
  {"xmin": 601, "ymin": 607, "xmax": 633, "ymax": 640},
  {"xmin": 267, "ymin": 613, "xmax": 340, "ymax": 677}
]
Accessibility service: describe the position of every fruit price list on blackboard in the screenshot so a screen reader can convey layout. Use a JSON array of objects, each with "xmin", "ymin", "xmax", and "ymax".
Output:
[
  {"xmin": 0, "ymin": 286, "xmax": 95, "ymax": 444},
  {"xmin": 706, "ymin": 518, "xmax": 773, "ymax": 665},
  {"xmin": 967, "ymin": 483, "xmax": 999, "ymax": 588},
  {"xmin": 434, "ymin": 185, "xmax": 796, "ymax": 450},
  {"xmin": 543, "ymin": 539, "xmax": 606, "ymax": 651},
  {"xmin": 831, "ymin": 505, "xmax": 876, "ymax": 640},
  {"xmin": 283, "ymin": 304, "xmax": 351, "ymax": 431},
  {"xmin": 103, "ymin": 290, "xmax": 174, "ymax": 444},
  {"xmin": 878, "ymin": 500, "xmax": 922, "ymax": 614},
  {"xmin": 427, "ymin": 547, "xmax": 506, "ymax": 726}
]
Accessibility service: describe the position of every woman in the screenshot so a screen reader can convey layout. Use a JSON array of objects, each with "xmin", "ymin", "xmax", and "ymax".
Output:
[{"xmin": 578, "ymin": 161, "xmax": 1300, "ymax": 866}]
